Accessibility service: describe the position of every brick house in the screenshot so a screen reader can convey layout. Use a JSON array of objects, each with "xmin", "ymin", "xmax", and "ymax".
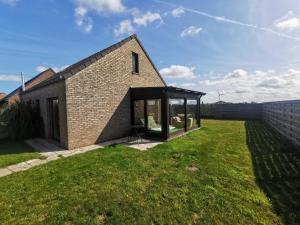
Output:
[
  {"xmin": 0, "ymin": 68, "xmax": 56, "ymax": 106},
  {"xmin": 0, "ymin": 93, "xmax": 6, "ymax": 101},
  {"xmin": 21, "ymin": 35, "xmax": 205, "ymax": 150}
]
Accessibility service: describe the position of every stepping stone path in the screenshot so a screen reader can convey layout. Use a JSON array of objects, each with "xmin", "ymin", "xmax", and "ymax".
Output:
[
  {"xmin": 0, "ymin": 137, "xmax": 162, "ymax": 178},
  {"xmin": 0, "ymin": 138, "xmax": 105, "ymax": 178}
]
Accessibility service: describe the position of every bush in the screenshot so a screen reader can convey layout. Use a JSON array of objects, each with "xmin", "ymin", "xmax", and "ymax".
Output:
[{"xmin": 0, "ymin": 102, "xmax": 44, "ymax": 140}]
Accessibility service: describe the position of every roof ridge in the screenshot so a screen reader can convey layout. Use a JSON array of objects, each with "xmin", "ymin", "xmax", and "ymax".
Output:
[
  {"xmin": 57, "ymin": 34, "xmax": 137, "ymax": 79},
  {"xmin": 22, "ymin": 34, "xmax": 140, "ymax": 93},
  {"xmin": 3, "ymin": 68, "xmax": 56, "ymax": 99},
  {"xmin": 22, "ymin": 34, "xmax": 167, "ymax": 94}
]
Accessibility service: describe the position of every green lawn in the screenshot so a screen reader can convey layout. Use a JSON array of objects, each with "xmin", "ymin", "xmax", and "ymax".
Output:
[
  {"xmin": 0, "ymin": 140, "xmax": 41, "ymax": 168},
  {"xmin": 0, "ymin": 120, "xmax": 299, "ymax": 225}
]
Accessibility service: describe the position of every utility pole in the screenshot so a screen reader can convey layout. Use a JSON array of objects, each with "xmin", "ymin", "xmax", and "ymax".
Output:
[{"xmin": 21, "ymin": 72, "xmax": 25, "ymax": 92}]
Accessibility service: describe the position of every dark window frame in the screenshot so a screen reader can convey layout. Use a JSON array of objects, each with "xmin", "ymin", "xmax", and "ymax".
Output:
[
  {"xmin": 132, "ymin": 52, "xmax": 139, "ymax": 74},
  {"xmin": 131, "ymin": 87, "xmax": 205, "ymax": 140}
]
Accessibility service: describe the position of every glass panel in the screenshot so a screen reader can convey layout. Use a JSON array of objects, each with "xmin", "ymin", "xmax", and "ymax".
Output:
[
  {"xmin": 49, "ymin": 98, "xmax": 60, "ymax": 141},
  {"xmin": 133, "ymin": 100, "xmax": 145, "ymax": 126},
  {"xmin": 169, "ymin": 99, "xmax": 185, "ymax": 133},
  {"xmin": 147, "ymin": 99, "xmax": 162, "ymax": 132},
  {"xmin": 187, "ymin": 99, "xmax": 198, "ymax": 129}
]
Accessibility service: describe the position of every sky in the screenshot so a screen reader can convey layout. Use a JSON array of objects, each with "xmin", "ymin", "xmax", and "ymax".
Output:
[{"xmin": 1, "ymin": 0, "xmax": 300, "ymax": 103}]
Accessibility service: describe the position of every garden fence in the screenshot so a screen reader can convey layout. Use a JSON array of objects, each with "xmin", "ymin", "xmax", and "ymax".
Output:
[{"xmin": 200, "ymin": 100, "xmax": 300, "ymax": 149}]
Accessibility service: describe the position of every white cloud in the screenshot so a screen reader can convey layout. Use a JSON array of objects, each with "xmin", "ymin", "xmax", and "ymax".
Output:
[
  {"xmin": 0, "ymin": 74, "xmax": 21, "ymax": 82},
  {"xmin": 114, "ymin": 19, "xmax": 135, "ymax": 36},
  {"xmin": 74, "ymin": 0, "xmax": 125, "ymax": 13},
  {"xmin": 180, "ymin": 83, "xmax": 196, "ymax": 87},
  {"xmin": 0, "ymin": 0, "xmax": 19, "ymax": 6},
  {"xmin": 114, "ymin": 11, "xmax": 162, "ymax": 36},
  {"xmin": 75, "ymin": 6, "xmax": 93, "ymax": 32},
  {"xmin": 225, "ymin": 69, "xmax": 248, "ymax": 79},
  {"xmin": 171, "ymin": 7, "xmax": 185, "ymax": 17},
  {"xmin": 74, "ymin": 0, "xmax": 126, "ymax": 32},
  {"xmin": 53, "ymin": 65, "xmax": 69, "ymax": 73},
  {"xmin": 198, "ymin": 69, "xmax": 300, "ymax": 103},
  {"xmin": 274, "ymin": 11, "xmax": 300, "ymax": 30},
  {"xmin": 35, "ymin": 66, "xmax": 48, "ymax": 73},
  {"xmin": 180, "ymin": 26, "xmax": 202, "ymax": 37},
  {"xmin": 160, "ymin": 65, "xmax": 197, "ymax": 79},
  {"xmin": 257, "ymin": 77, "xmax": 294, "ymax": 88},
  {"xmin": 168, "ymin": 82, "xmax": 177, "ymax": 87},
  {"xmin": 155, "ymin": 0, "xmax": 300, "ymax": 41},
  {"xmin": 36, "ymin": 65, "xmax": 69, "ymax": 73},
  {"xmin": 133, "ymin": 11, "xmax": 162, "ymax": 27}
]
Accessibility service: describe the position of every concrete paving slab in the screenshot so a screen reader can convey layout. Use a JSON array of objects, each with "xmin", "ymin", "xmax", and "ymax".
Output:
[{"xmin": 0, "ymin": 168, "xmax": 12, "ymax": 177}]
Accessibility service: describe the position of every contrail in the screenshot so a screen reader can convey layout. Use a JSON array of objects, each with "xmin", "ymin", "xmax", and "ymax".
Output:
[{"xmin": 154, "ymin": 0, "xmax": 300, "ymax": 41}]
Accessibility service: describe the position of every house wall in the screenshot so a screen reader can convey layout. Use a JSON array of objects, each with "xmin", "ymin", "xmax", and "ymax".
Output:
[
  {"xmin": 21, "ymin": 81, "xmax": 68, "ymax": 148},
  {"xmin": 65, "ymin": 38, "xmax": 165, "ymax": 149}
]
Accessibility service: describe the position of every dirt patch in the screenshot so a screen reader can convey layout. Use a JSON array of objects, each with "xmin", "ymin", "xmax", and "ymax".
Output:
[{"xmin": 186, "ymin": 165, "xmax": 199, "ymax": 172}]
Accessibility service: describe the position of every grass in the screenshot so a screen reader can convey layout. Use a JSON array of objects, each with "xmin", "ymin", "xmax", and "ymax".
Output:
[
  {"xmin": 245, "ymin": 121, "xmax": 300, "ymax": 225},
  {"xmin": 0, "ymin": 139, "xmax": 41, "ymax": 168},
  {"xmin": 0, "ymin": 120, "xmax": 299, "ymax": 225}
]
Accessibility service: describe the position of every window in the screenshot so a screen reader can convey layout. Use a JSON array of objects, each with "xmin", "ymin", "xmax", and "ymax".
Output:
[
  {"xmin": 132, "ymin": 52, "xmax": 139, "ymax": 73},
  {"xmin": 133, "ymin": 100, "xmax": 145, "ymax": 126},
  {"xmin": 169, "ymin": 99, "xmax": 185, "ymax": 133},
  {"xmin": 147, "ymin": 99, "xmax": 162, "ymax": 132},
  {"xmin": 187, "ymin": 99, "xmax": 198, "ymax": 129}
]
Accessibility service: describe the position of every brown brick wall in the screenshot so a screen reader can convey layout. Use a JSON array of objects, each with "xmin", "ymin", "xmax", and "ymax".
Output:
[
  {"xmin": 65, "ymin": 38, "xmax": 165, "ymax": 149},
  {"xmin": 21, "ymin": 81, "xmax": 68, "ymax": 148}
]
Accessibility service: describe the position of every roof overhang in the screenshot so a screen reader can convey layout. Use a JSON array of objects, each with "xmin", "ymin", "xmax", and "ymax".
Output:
[{"xmin": 131, "ymin": 86, "xmax": 206, "ymax": 100}]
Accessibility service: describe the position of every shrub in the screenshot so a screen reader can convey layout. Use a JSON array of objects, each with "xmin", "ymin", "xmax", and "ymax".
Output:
[{"xmin": 0, "ymin": 102, "xmax": 44, "ymax": 140}]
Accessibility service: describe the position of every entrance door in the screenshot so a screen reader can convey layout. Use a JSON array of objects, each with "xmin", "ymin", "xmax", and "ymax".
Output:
[{"xmin": 49, "ymin": 98, "xmax": 60, "ymax": 141}]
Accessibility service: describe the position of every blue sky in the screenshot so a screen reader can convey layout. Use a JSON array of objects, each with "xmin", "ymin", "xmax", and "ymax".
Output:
[{"xmin": 1, "ymin": 0, "xmax": 300, "ymax": 103}]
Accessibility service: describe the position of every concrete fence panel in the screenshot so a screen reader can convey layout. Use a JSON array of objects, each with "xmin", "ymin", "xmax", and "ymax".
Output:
[
  {"xmin": 262, "ymin": 100, "xmax": 300, "ymax": 149},
  {"xmin": 201, "ymin": 103, "xmax": 262, "ymax": 120},
  {"xmin": 200, "ymin": 100, "xmax": 300, "ymax": 149}
]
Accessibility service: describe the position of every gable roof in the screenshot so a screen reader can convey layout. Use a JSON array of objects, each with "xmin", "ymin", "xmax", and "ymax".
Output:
[
  {"xmin": 22, "ymin": 34, "xmax": 167, "ymax": 94},
  {"xmin": 0, "ymin": 93, "xmax": 6, "ymax": 101},
  {"xmin": 1, "ymin": 68, "xmax": 55, "ymax": 103}
]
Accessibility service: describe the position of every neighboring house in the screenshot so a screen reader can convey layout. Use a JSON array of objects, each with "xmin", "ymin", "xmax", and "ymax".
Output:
[
  {"xmin": 0, "ymin": 93, "xmax": 6, "ymax": 101},
  {"xmin": 21, "ymin": 35, "xmax": 205, "ymax": 150},
  {"xmin": 0, "ymin": 68, "xmax": 56, "ymax": 106}
]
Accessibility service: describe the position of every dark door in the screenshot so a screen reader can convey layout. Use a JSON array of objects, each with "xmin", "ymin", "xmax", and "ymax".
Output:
[{"xmin": 49, "ymin": 98, "xmax": 60, "ymax": 141}]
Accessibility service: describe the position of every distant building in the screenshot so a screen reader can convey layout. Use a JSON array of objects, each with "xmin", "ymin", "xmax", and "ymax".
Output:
[
  {"xmin": 0, "ymin": 93, "xmax": 6, "ymax": 101},
  {"xmin": 0, "ymin": 68, "xmax": 56, "ymax": 106},
  {"xmin": 215, "ymin": 101, "xmax": 230, "ymax": 104}
]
